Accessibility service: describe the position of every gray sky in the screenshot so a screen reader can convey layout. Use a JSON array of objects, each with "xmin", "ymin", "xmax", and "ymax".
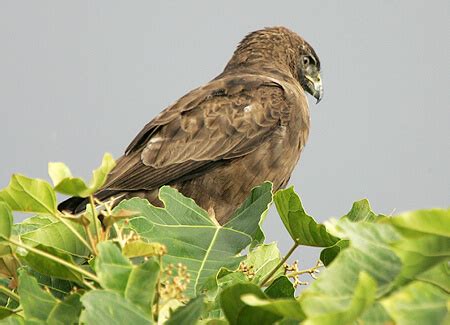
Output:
[{"xmin": 1, "ymin": 1, "xmax": 449, "ymax": 270}]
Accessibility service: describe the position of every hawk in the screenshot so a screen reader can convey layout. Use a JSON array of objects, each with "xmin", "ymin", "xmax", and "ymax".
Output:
[{"xmin": 59, "ymin": 26, "xmax": 323, "ymax": 224}]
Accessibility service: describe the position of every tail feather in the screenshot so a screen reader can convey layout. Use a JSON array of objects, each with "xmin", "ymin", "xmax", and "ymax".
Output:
[
  {"xmin": 58, "ymin": 196, "xmax": 89, "ymax": 214},
  {"xmin": 57, "ymin": 190, "xmax": 122, "ymax": 214}
]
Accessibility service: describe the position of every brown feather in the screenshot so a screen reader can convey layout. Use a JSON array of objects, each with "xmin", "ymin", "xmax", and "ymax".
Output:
[{"xmin": 59, "ymin": 26, "xmax": 320, "ymax": 224}]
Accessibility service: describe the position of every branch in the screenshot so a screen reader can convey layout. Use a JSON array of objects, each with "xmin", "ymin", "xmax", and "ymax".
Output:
[{"xmin": 260, "ymin": 242, "xmax": 299, "ymax": 287}]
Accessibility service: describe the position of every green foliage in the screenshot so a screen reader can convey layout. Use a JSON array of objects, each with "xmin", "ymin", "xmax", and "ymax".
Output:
[
  {"xmin": 0, "ymin": 175, "xmax": 57, "ymax": 215},
  {"xmin": 0, "ymin": 154, "xmax": 447, "ymax": 324},
  {"xmin": 114, "ymin": 182, "xmax": 272, "ymax": 297},
  {"xmin": 48, "ymin": 153, "xmax": 115, "ymax": 197},
  {"xmin": 274, "ymin": 187, "xmax": 339, "ymax": 247}
]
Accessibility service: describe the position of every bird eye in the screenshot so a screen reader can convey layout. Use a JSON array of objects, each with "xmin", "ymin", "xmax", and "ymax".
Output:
[{"xmin": 302, "ymin": 56, "xmax": 310, "ymax": 66}]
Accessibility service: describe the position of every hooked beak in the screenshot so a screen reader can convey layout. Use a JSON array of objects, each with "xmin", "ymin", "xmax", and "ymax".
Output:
[{"xmin": 305, "ymin": 73, "xmax": 323, "ymax": 103}]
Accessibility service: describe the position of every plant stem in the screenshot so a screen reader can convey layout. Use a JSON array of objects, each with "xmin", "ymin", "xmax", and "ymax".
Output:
[
  {"xmin": 82, "ymin": 280, "xmax": 97, "ymax": 290},
  {"xmin": 89, "ymin": 195, "xmax": 101, "ymax": 244},
  {"xmin": 0, "ymin": 285, "xmax": 19, "ymax": 303},
  {"xmin": 154, "ymin": 255, "xmax": 163, "ymax": 322},
  {"xmin": 5, "ymin": 237, "xmax": 100, "ymax": 284},
  {"xmin": 260, "ymin": 242, "xmax": 299, "ymax": 287},
  {"xmin": 57, "ymin": 214, "xmax": 93, "ymax": 253},
  {"xmin": 287, "ymin": 262, "xmax": 323, "ymax": 278},
  {"xmin": 83, "ymin": 224, "xmax": 98, "ymax": 256}
]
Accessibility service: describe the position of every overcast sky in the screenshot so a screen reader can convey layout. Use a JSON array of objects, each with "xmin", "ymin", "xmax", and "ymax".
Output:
[{"xmin": 1, "ymin": 1, "xmax": 449, "ymax": 270}]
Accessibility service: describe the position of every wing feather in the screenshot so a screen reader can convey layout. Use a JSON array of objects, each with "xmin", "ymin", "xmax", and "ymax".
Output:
[{"xmin": 102, "ymin": 74, "xmax": 291, "ymax": 191}]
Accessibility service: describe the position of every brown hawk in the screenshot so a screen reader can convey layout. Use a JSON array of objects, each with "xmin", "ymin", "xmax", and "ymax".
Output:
[{"xmin": 59, "ymin": 26, "xmax": 323, "ymax": 224}]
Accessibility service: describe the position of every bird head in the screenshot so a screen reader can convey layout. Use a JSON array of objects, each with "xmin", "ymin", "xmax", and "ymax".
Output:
[
  {"xmin": 297, "ymin": 43, "xmax": 323, "ymax": 103},
  {"xmin": 225, "ymin": 26, "xmax": 323, "ymax": 103}
]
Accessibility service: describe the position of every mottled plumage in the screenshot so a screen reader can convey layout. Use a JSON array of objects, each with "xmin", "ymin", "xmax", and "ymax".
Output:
[{"xmin": 59, "ymin": 26, "xmax": 323, "ymax": 224}]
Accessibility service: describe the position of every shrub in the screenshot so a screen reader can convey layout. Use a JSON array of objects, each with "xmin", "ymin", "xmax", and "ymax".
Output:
[{"xmin": 0, "ymin": 153, "xmax": 448, "ymax": 324}]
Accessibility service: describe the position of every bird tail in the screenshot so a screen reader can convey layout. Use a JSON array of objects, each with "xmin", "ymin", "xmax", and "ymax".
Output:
[
  {"xmin": 58, "ymin": 196, "xmax": 89, "ymax": 214},
  {"xmin": 57, "ymin": 190, "xmax": 123, "ymax": 214}
]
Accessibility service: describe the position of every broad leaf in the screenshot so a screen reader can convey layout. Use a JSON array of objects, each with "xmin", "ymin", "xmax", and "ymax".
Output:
[
  {"xmin": 319, "ymin": 240, "xmax": 349, "ymax": 266},
  {"xmin": 386, "ymin": 208, "xmax": 450, "ymax": 285},
  {"xmin": 80, "ymin": 290, "xmax": 152, "ymax": 324},
  {"xmin": 95, "ymin": 241, "xmax": 132, "ymax": 293},
  {"xmin": 95, "ymin": 242, "xmax": 159, "ymax": 314},
  {"xmin": 47, "ymin": 293, "xmax": 82, "ymax": 325},
  {"xmin": 0, "ymin": 314, "xmax": 24, "ymax": 324},
  {"xmin": 27, "ymin": 269, "xmax": 73, "ymax": 299},
  {"xmin": 122, "ymin": 240, "xmax": 166, "ymax": 258},
  {"xmin": 264, "ymin": 276, "xmax": 295, "ymax": 299},
  {"xmin": 220, "ymin": 283, "xmax": 280, "ymax": 325},
  {"xmin": 244, "ymin": 243, "xmax": 282, "ymax": 284},
  {"xmin": 125, "ymin": 258, "xmax": 159, "ymax": 314},
  {"xmin": 0, "ymin": 174, "xmax": 57, "ymax": 215},
  {"xmin": 274, "ymin": 187, "xmax": 338, "ymax": 247},
  {"xmin": 19, "ymin": 216, "xmax": 90, "ymax": 258},
  {"xmin": 415, "ymin": 262, "xmax": 450, "ymax": 292},
  {"xmin": 388, "ymin": 207, "xmax": 450, "ymax": 237},
  {"xmin": 0, "ymin": 307, "xmax": 14, "ymax": 320},
  {"xmin": 12, "ymin": 215, "xmax": 53, "ymax": 236},
  {"xmin": 301, "ymin": 220, "xmax": 401, "ymax": 320},
  {"xmin": 49, "ymin": 153, "xmax": 116, "ymax": 197},
  {"xmin": 17, "ymin": 270, "xmax": 82, "ymax": 324},
  {"xmin": 115, "ymin": 183, "xmax": 272, "ymax": 297},
  {"xmin": 381, "ymin": 281, "xmax": 449, "ymax": 324},
  {"xmin": 0, "ymin": 202, "xmax": 13, "ymax": 256},
  {"xmin": 343, "ymin": 199, "xmax": 378, "ymax": 222},
  {"xmin": 18, "ymin": 269, "xmax": 58, "ymax": 320},
  {"xmin": 0, "ymin": 202, "xmax": 12, "ymax": 241},
  {"xmin": 301, "ymin": 272, "xmax": 376, "ymax": 325},
  {"xmin": 19, "ymin": 244, "xmax": 83, "ymax": 283},
  {"xmin": 241, "ymin": 294, "xmax": 305, "ymax": 321},
  {"xmin": 359, "ymin": 303, "xmax": 393, "ymax": 325},
  {"xmin": 166, "ymin": 296, "xmax": 205, "ymax": 325}
]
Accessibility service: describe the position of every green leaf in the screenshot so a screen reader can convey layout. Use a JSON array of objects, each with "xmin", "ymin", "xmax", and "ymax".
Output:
[
  {"xmin": 125, "ymin": 258, "xmax": 159, "ymax": 314},
  {"xmin": 415, "ymin": 262, "xmax": 450, "ymax": 292},
  {"xmin": 0, "ymin": 306, "xmax": 15, "ymax": 320},
  {"xmin": 47, "ymin": 293, "xmax": 82, "ymax": 325},
  {"xmin": 343, "ymin": 199, "xmax": 378, "ymax": 222},
  {"xmin": 95, "ymin": 242, "xmax": 159, "ymax": 315},
  {"xmin": 301, "ymin": 220, "xmax": 401, "ymax": 319},
  {"xmin": 386, "ymin": 208, "xmax": 450, "ymax": 284},
  {"xmin": 381, "ymin": 281, "xmax": 449, "ymax": 325},
  {"xmin": 241, "ymin": 294, "xmax": 305, "ymax": 321},
  {"xmin": 95, "ymin": 242, "xmax": 132, "ymax": 293},
  {"xmin": 388, "ymin": 207, "xmax": 450, "ymax": 237},
  {"xmin": 49, "ymin": 153, "xmax": 116, "ymax": 197},
  {"xmin": 12, "ymin": 215, "xmax": 53, "ymax": 236},
  {"xmin": 226, "ymin": 182, "xmax": 273, "ymax": 247},
  {"xmin": 26, "ymin": 269, "xmax": 73, "ymax": 299},
  {"xmin": 319, "ymin": 240, "xmax": 349, "ymax": 266},
  {"xmin": 0, "ymin": 202, "xmax": 13, "ymax": 256},
  {"xmin": 264, "ymin": 276, "xmax": 294, "ymax": 299},
  {"xmin": 17, "ymin": 269, "xmax": 82, "ymax": 324},
  {"xmin": 302, "ymin": 272, "xmax": 377, "ymax": 325},
  {"xmin": 274, "ymin": 187, "xmax": 338, "ymax": 247},
  {"xmin": 122, "ymin": 240, "xmax": 166, "ymax": 258},
  {"xmin": 18, "ymin": 269, "xmax": 58, "ymax": 320},
  {"xmin": 19, "ymin": 244, "xmax": 83, "ymax": 283},
  {"xmin": 220, "ymin": 283, "xmax": 281, "ymax": 325},
  {"xmin": 244, "ymin": 243, "xmax": 282, "ymax": 284},
  {"xmin": 0, "ymin": 174, "xmax": 57, "ymax": 215},
  {"xmin": 0, "ymin": 314, "xmax": 24, "ymax": 324},
  {"xmin": 19, "ymin": 215, "xmax": 90, "ymax": 257},
  {"xmin": 359, "ymin": 302, "xmax": 393, "ymax": 325},
  {"xmin": 0, "ymin": 202, "xmax": 13, "ymax": 241},
  {"xmin": 80, "ymin": 290, "xmax": 152, "ymax": 324},
  {"xmin": 166, "ymin": 296, "xmax": 205, "ymax": 325},
  {"xmin": 115, "ymin": 183, "xmax": 272, "ymax": 297}
]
